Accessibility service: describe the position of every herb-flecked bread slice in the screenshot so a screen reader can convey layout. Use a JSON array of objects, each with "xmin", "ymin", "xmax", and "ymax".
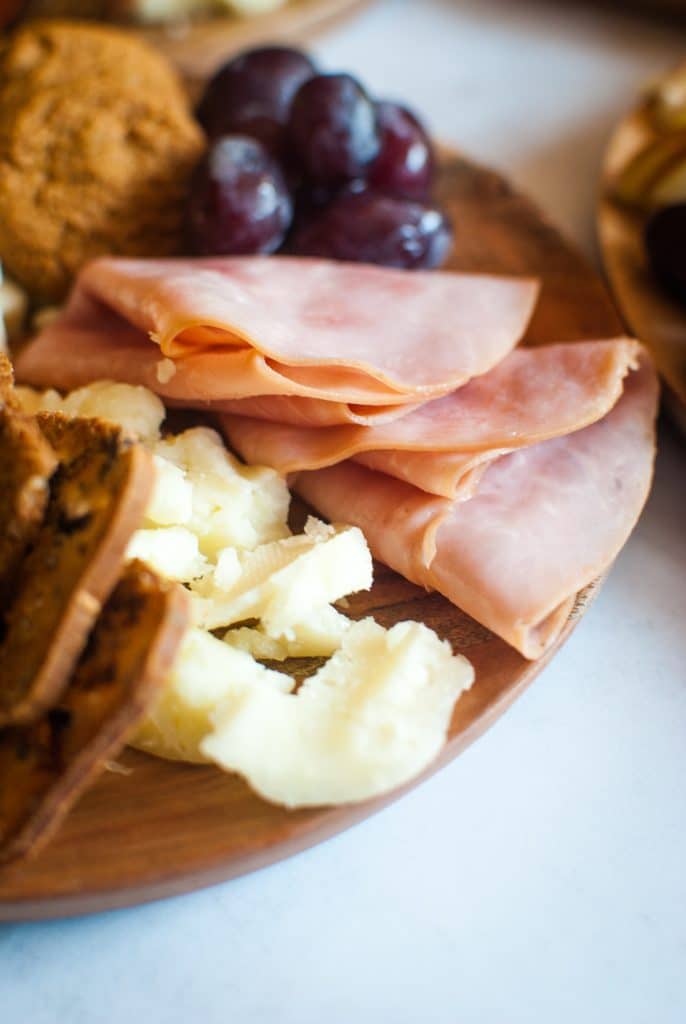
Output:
[
  {"xmin": 0, "ymin": 413, "xmax": 152, "ymax": 726},
  {"xmin": 0, "ymin": 561, "xmax": 189, "ymax": 865},
  {"xmin": 0, "ymin": 358, "xmax": 57, "ymax": 605},
  {"xmin": 0, "ymin": 353, "xmax": 15, "ymax": 405}
]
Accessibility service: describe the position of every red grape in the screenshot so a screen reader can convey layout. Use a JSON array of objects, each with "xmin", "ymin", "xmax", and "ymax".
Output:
[
  {"xmin": 288, "ymin": 73, "xmax": 380, "ymax": 185},
  {"xmin": 191, "ymin": 44, "xmax": 447, "ymax": 272},
  {"xmin": 196, "ymin": 47, "xmax": 316, "ymax": 155},
  {"xmin": 185, "ymin": 136, "xmax": 293, "ymax": 256},
  {"xmin": 289, "ymin": 178, "xmax": 365, "ymax": 235},
  {"xmin": 367, "ymin": 101, "xmax": 435, "ymax": 199},
  {"xmin": 290, "ymin": 190, "xmax": 452, "ymax": 269}
]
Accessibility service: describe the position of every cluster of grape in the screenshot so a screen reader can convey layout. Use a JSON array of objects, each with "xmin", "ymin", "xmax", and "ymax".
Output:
[{"xmin": 187, "ymin": 46, "xmax": 452, "ymax": 270}]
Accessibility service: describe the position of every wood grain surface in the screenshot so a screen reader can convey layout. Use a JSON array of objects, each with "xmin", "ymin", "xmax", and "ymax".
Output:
[
  {"xmin": 140, "ymin": 0, "xmax": 376, "ymax": 85},
  {"xmin": 598, "ymin": 110, "xmax": 686, "ymax": 435},
  {"xmin": 0, "ymin": 152, "xmax": 625, "ymax": 922}
]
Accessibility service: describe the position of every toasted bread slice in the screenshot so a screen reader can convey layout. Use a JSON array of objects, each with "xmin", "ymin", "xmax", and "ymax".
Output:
[
  {"xmin": 0, "ymin": 413, "xmax": 152, "ymax": 726},
  {"xmin": 0, "ymin": 405, "xmax": 57, "ymax": 607},
  {"xmin": 0, "ymin": 561, "xmax": 189, "ymax": 864},
  {"xmin": 0, "ymin": 354, "xmax": 15, "ymax": 407}
]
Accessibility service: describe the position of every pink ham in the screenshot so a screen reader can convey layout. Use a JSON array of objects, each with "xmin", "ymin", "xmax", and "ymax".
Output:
[
  {"xmin": 16, "ymin": 257, "xmax": 538, "ymax": 423},
  {"xmin": 222, "ymin": 338, "xmax": 641, "ymax": 496},
  {"xmin": 294, "ymin": 355, "xmax": 658, "ymax": 659}
]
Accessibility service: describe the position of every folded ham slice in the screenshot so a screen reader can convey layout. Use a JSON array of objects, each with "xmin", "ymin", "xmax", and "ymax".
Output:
[
  {"xmin": 222, "ymin": 338, "xmax": 641, "ymax": 496},
  {"xmin": 16, "ymin": 257, "xmax": 538, "ymax": 424},
  {"xmin": 295, "ymin": 355, "xmax": 658, "ymax": 659}
]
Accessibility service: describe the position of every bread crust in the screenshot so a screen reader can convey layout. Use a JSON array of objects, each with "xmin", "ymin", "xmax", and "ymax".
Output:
[
  {"xmin": 0, "ymin": 561, "xmax": 189, "ymax": 864},
  {"xmin": 0, "ymin": 413, "xmax": 152, "ymax": 725},
  {"xmin": 0, "ymin": 356, "xmax": 57, "ymax": 606}
]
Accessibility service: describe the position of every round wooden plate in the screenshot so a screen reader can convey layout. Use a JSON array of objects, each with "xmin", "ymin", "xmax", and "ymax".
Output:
[
  {"xmin": 598, "ymin": 108, "xmax": 686, "ymax": 435},
  {"xmin": 140, "ymin": 0, "xmax": 376, "ymax": 85},
  {"xmin": 0, "ymin": 152, "xmax": 625, "ymax": 922}
]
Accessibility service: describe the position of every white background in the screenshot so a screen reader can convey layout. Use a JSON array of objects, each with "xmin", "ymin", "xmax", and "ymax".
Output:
[{"xmin": 2, "ymin": 2, "xmax": 686, "ymax": 1021}]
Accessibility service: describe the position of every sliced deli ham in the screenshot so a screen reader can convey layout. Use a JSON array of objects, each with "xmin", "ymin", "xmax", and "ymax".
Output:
[
  {"xmin": 222, "ymin": 339, "xmax": 641, "ymax": 496},
  {"xmin": 294, "ymin": 356, "xmax": 658, "ymax": 659},
  {"xmin": 16, "ymin": 257, "xmax": 538, "ymax": 423}
]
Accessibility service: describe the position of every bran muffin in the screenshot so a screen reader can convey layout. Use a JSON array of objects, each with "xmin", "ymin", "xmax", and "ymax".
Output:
[{"xmin": 0, "ymin": 20, "xmax": 205, "ymax": 301}]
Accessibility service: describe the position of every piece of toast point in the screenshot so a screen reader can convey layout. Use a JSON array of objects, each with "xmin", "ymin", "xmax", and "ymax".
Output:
[
  {"xmin": 0, "ymin": 561, "xmax": 189, "ymax": 865},
  {"xmin": 0, "ymin": 354, "xmax": 15, "ymax": 406},
  {"xmin": 0, "ymin": 374, "xmax": 57, "ymax": 606},
  {"xmin": 0, "ymin": 413, "xmax": 152, "ymax": 726}
]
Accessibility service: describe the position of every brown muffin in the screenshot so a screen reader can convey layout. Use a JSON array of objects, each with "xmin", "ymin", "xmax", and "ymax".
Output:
[{"xmin": 0, "ymin": 20, "xmax": 205, "ymax": 301}]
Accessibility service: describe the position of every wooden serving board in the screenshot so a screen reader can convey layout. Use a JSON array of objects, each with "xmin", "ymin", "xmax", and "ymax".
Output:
[
  {"xmin": 140, "ymin": 0, "xmax": 376, "ymax": 85},
  {"xmin": 0, "ymin": 153, "xmax": 624, "ymax": 922},
  {"xmin": 598, "ymin": 110, "xmax": 686, "ymax": 435}
]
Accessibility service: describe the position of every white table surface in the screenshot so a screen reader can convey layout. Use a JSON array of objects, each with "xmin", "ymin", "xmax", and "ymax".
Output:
[{"xmin": 3, "ymin": 1, "xmax": 686, "ymax": 1021}]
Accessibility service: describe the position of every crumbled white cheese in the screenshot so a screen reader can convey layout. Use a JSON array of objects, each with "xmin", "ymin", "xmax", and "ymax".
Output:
[
  {"xmin": 201, "ymin": 618, "xmax": 474, "ymax": 807},
  {"xmin": 16, "ymin": 379, "xmax": 475, "ymax": 807}
]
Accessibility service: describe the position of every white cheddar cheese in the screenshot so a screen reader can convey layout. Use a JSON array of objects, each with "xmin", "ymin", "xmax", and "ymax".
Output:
[
  {"xmin": 15, "ymin": 380, "xmax": 165, "ymax": 442},
  {"xmin": 155, "ymin": 427, "xmax": 290, "ymax": 556},
  {"xmin": 62, "ymin": 381, "xmax": 165, "ymax": 442},
  {"xmin": 131, "ymin": 628, "xmax": 293, "ymax": 763},
  {"xmin": 127, "ymin": 526, "xmax": 207, "ymax": 582},
  {"xmin": 144, "ymin": 454, "xmax": 194, "ymax": 527},
  {"xmin": 225, "ymin": 604, "xmax": 351, "ymax": 660},
  {"xmin": 201, "ymin": 618, "xmax": 474, "ymax": 807},
  {"xmin": 192, "ymin": 519, "xmax": 372, "ymax": 634},
  {"xmin": 18, "ymin": 379, "xmax": 477, "ymax": 809}
]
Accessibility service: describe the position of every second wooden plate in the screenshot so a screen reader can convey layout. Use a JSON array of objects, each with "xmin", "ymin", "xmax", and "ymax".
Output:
[{"xmin": 599, "ymin": 109, "xmax": 686, "ymax": 435}]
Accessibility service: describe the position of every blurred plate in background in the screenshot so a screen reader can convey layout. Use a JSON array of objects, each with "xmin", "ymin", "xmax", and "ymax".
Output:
[
  {"xmin": 598, "ymin": 96, "xmax": 686, "ymax": 438},
  {"xmin": 141, "ymin": 0, "xmax": 376, "ymax": 84}
]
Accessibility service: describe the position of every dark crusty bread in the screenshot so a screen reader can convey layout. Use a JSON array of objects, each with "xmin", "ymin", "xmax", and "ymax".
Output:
[
  {"xmin": 0, "ymin": 354, "xmax": 14, "ymax": 404},
  {"xmin": 0, "ymin": 412, "xmax": 152, "ymax": 726},
  {"xmin": 0, "ymin": 560, "xmax": 189, "ymax": 864},
  {"xmin": 0, "ymin": 357, "xmax": 57, "ymax": 606}
]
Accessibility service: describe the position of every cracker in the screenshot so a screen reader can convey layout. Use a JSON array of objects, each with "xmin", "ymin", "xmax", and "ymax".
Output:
[
  {"xmin": 0, "ymin": 561, "xmax": 189, "ymax": 864},
  {"xmin": 0, "ymin": 413, "xmax": 152, "ymax": 725}
]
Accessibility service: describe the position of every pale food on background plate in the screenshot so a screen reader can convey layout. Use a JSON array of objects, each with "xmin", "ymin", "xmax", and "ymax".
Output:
[
  {"xmin": 21, "ymin": 0, "xmax": 288, "ymax": 23},
  {"xmin": 609, "ymin": 63, "xmax": 686, "ymax": 211}
]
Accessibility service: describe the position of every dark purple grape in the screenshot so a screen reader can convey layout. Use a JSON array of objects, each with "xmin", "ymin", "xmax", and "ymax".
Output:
[
  {"xmin": 289, "ymin": 182, "xmax": 338, "ymax": 234},
  {"xmin": 288, "ymin": 73, "xmax": 380, "ymax": 185},
  {"xmin": 367, "ymin": 101, "xmax": 435, "ymax": 199},
  {"xmin": 196, "ymin": 47, "xmax": 316, "ymax": 155},
  {"xmin": 289, "ymin": 190, "xmax": 452, "ymax": 269},
  {"xmin": 644, "ymin": 203, "xmax": 686, "ymax": 304},
  {"xmin": 289, "ymin": 178, "xmax": 365, "ymax": 235},
  {"xmin": 185, "ymin": 136, "xmax": 293, "ymax": 256}
]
